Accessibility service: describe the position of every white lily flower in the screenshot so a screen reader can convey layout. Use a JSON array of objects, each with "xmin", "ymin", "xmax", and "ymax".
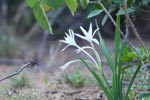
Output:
[
  {"xmin": 75, "ymin": 23, "xmax": 99, "ymax": 45},
  {"xmin": 60, "ymin": 29, "xmax": 78, "ymax": 51}
]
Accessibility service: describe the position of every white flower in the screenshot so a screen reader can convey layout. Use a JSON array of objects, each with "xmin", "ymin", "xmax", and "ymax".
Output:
[
  {"xmin": 75, "ymin": 23, "xmax": 99, "ymax": 45},
  {"xmin": 60, "ymin": 29, "xmax": 78, "ymax": 51}
]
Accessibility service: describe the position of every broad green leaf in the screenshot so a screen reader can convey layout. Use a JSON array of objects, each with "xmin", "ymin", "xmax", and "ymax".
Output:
[
  {"xmin": 26, "ymin": 0, "xmax": 39, "ymax": 8},
  {"xmin": 33, "ymin": 2, "xmax": 53, "ymax": 34},
  {"xmin": 93, "ymin": 4, "xmax": 102, "ymax": 9},
  {"xmin": 127, "ymin": 0, "xmax": 134, "ymax": 7},
  {"xmin": 80, "ymin": 0, "xmax": 89, "ymax": 9},
  {"xmin": 87, "ymin": 9, "xmax": 103, "ymax": 18},
  {"xmin": 117, "ymin": 8, "xmax": 135, "ymax": 15},
  {"xmin": 45, "ymin": 0, "xmax": 65, "ymax": 10},
  {"xmin": 127, "ymin": 52, "xmax": 138, "ymax": 59},
  {"xmin": 66, "ymin": 0, "xmax": 77, "ymax": 15},
  {"xmin": 136, "ymin": 47, "xmax": 146, "ymax": 60},
  {"xmin": 121, "ymin": 56, "xmax": 133, "ymax": 62}
]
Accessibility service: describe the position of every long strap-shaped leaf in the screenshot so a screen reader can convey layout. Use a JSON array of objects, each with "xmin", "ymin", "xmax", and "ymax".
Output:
[
  {"xmin": 80, "ymin": 58, "xmax": 113, "ymax": 100},
  {"xmin": 95, "ymin": 21, "xmax": 114, "ymax": 73},
  {"xmin": 113, "ymin": 15, "xmax": 121, "ymax": 100}
]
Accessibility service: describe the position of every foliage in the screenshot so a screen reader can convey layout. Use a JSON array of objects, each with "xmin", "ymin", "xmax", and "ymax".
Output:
[
  {"xmin": 65, "ymin": 68, "xmax": 85, "ymax": 88},
  {"xmin": 25, "ymin": 0, "xmax": 150, "ymax": 34},
  {"xmin": 24, "ymin": 0, "xmax": 150, "ymax": 99},
  {"xmin": 59, "ymin": 17, "xmax": 150, "ymax": 99},
  {"xmin": 0, "ymin": 90, "xmax": 40, "ymax": 100},
  {"xmin": 26, "ymin": 0, "xmax": 52, "ymax": 33},
  {"xmin": 9, "ymin": 73, "xmax": 30, "ymax": 89}
]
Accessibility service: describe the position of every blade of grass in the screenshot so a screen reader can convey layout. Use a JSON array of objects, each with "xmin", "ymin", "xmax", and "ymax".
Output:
[
  {"xmin": 114, "ymin": 15, "xmax": 121, "ymax": 100},
  {"xmin": 124, "ymin": 64, "xmax": 141, "ymax": 100},
  {"xmin": 115, "ymin": 15, "xmax": 120, "ymax": 70},
  {"xmin": 80, "ymin": 58, "xmax": 113, "ymax": 100},
  {"xmin": 96, "ymin": 20, "xmax": 115, "ymax": 99},
  {"xmin": 118, "ymin": 41, "xmax": 127, "ymax": 100},
  {"xmin": 95, "ymin": 20, "xmax": 114, "ymax": 72}
]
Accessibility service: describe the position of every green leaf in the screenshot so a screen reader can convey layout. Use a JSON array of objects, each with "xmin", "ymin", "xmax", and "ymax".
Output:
[
  {"xmin": 127, "ymin": 0, "xmax": 134, "ymax": 7},
  {"xmin": 87, "ymin": 9, "xmax": 103, "ymax": 19},
  {"xmin": 117, "ymin": 8, "xmax": 135, "ymax": 15},
  {"xmin": 93, "ymin": 4, "xmax": 102, "ymax": 9},
  {"xmin": 45, "ymin": 0, "xmax": 65, "ymax": 10},
  {"xmin": 121, "ymin": 56, "xmax": 133, "ymax": 62},
  {"xmin": 33, "ymin": 2, "xmax": 53, "ymax": 34},
  {"xmin": 26, "ymin": 0, "xmax": 39, "ymax": 8},
  {"xmin": 127, "ymin": 52, "xmax": 138, "ymax": 59},
  {"xmin": 80, "ymin": 0, "xmax": 89, "ymax": 9},
  {"xmin": 96, "ymin": 23, "xmax": 114, "ymax": 72},
  {"xmin": 139, "ymin": 92, "xmax": 150, "ymax": 100},
  {"xmin": 114, "ymin": 15, "xmax": 120, "ymax": 68},
  {"xmin": 80, "ymin": 58, "xmax": 113, "ymax": 100},
  {"xmin": 66, "ymin": 0, "xmax": 77, "ymax": 15}
]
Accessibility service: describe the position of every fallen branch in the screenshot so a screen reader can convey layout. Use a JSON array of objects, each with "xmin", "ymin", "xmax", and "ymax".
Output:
[{"xmin": 0, "ymin": 61, "xmax": 37, "ymax": 82}]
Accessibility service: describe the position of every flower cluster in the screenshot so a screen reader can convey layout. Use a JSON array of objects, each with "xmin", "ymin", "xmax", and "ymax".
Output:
[{"xmin": 59, "ymin": 23, "xmax": 101, "ymax": 71}]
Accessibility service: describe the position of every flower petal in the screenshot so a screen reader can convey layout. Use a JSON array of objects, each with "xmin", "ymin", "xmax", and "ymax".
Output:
[
  {"xmin": 61, "ymin": 45, "xmax": 70, "ymax": 51},
  {"xmin": 93, "ymin": 38, "xmax": 99, "ymax": 45},
  {"xmin": 75, "ymin": 34, "xmax": 86, "ymax": 40},
  {"xmin": 88, "ymin": 23, "xmax": 93, "ymax": 35},
  {"xmin": 59, "ymin": 60, "xmax": 80, "ymax": 71},
  {"xmin": 93, "ymin": 28, "xmax": 100, "ymax": 37},
  {"xmin": 80, "ymin": 26, "xmax": 88, "ymax": 36}
]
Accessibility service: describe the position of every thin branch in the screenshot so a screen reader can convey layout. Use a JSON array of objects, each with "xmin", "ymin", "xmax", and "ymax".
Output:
[
  {"xmin": 122, "ymin": 0, "xmax": 146, "ymax": 52},
  {"xmin": 0, "ymin": 62, "xmax": 35, "ymax": 82},
  {"xmin": 90, "ymin": 1, "xmax": 146, "ymax": 60},
  {"xmin": 90, "ymin": 0, "xmax": 125, "ymax": 38},
  {"xmin": 90, "ymin": 1, "xmax": 136, "ymax": 52}
]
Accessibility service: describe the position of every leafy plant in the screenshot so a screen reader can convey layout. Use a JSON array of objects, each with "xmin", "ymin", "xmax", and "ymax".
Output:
[
  {"xmin": 65, "ymin": 68, "xmax": 85, "ymax": 88},
  {"xmin": 59, "ymin": 15, "xmax": 149, "ymax": 99}
]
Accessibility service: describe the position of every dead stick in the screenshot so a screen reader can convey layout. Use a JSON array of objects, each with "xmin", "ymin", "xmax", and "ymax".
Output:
[{"xmin": 0, "ymin": 63, "xmax": 30, "ymax": 82}]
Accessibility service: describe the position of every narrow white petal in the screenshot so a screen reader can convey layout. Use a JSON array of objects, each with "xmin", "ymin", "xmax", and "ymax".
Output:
[
  {"xmin": 61, "ymin": 45, "xmax": 70, "ymax": 52},
  {"xmin": 93, "ymin": 28, "xmax": 100, "ymax": 37},
  {"xmin": 75, "ymin": 46, "xmax": 93, "ymax": 53},
  {"xmin": 59, "ymin": 60, "xmax": 80, "ymax": 71},
  {"xmin": 75, "ymin": 34, "xmax": 86, "ymax": 40},
  {"xmin": 93, "ymin": 39, "xmax": 99, "ymax": 45},
  {"xmin": 59, "ymin": 40, "xmax": 67, "ymax": 44},
  {"xmin": 80, "ymin": 26, "xmax": 88, "ymax": 36},
  {"xmin": 89, "ymin": 23, "xmax": 93, "ymax": 35}
]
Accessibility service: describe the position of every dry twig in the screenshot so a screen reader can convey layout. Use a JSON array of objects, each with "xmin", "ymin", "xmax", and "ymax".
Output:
[{"xmin": 0, "ymin": 61, "xmax": 37, "ymax": 82}]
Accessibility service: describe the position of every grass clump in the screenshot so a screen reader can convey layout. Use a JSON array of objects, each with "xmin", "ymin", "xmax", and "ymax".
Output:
[{"xmin": 9, "ymin": 73, "xmax": 30, "ymax": 89}]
